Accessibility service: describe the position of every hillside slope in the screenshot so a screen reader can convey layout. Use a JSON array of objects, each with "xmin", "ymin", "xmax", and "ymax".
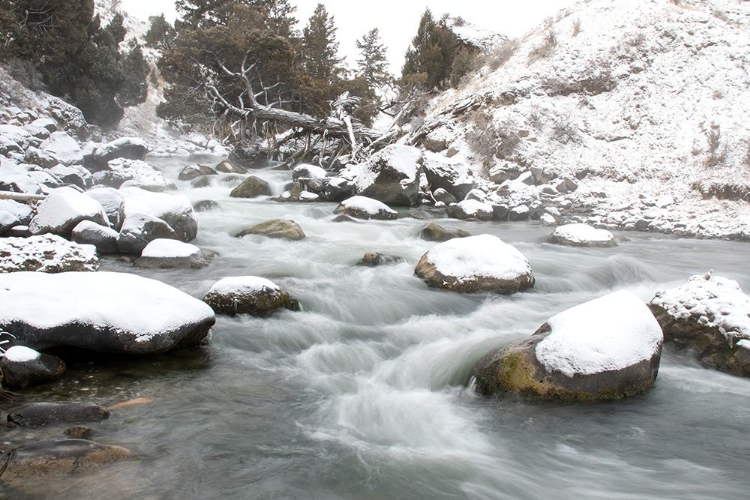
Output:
[{"xmin": 412, "ymin": 0, "xmax": 750, "ymax": 239}]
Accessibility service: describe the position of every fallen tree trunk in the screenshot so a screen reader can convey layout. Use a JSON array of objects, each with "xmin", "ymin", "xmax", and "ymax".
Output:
[{"xmin": 0, "ymin": 192, "xmax": 46, "ymax": 202}]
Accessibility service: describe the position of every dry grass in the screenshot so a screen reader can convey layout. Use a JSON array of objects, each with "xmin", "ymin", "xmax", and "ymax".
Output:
[{"xmin": 528, "ymin": 29, "xmax": 558, "ymax": 63}]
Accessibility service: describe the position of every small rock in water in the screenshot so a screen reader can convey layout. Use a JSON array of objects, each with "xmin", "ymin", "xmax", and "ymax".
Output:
[
  {"xmin": 193, "ymin": 200, "xmax": 221, "ymax": 212},
  {"xmin": 235, "ymin": 219, "xmax": 306, "ymax": 241},
  {"xmin": 0, "ymin": 346, "xmax": 66, "ymax": 389},
  {"xmin": 215, "ymin": 160, "xmax": 247, "ymax": 174},
  {"xmin": 64, "ymin": 426, "xmax": 93, "ymax": 439},
  {"xmin": 229, "ymin": 175, "xmax": 272, "ymax": 198},
  {"xmin": 204, "ymin": 276, "xmax": 299, "ymax": 317},
  {"xmin": 8, "ymin": 402, "xmax": 110, "ymax": 427},
  {"xmin": 333, "ymin": 196, "xmax": 397, "ymax": 221},
  {"xmin": 135, "ymin": 239, "xmax": 212, "ymax": 269},
  {"xmin": 356, "ymin": 252, "xmax": 405, "ymax": 267},
  {"xmin": 548, "ymin": 223, "xmax": 617, "ymax": 248},
  {"xmin": 419, "ymin": 222, "xmax": 470, "ymax": 242}
]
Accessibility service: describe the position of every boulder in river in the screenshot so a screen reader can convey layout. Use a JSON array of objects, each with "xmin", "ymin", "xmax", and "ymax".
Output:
[
  {"xmin": 193, "ymin": 199, "xmax": 221, "ymax": 212},
  {"xmin": 419, "ymin": 222, "xmax": 470, "ymax": 242},
  {"xmin": 414, "ymin": 234, "xmax": 534, "ymax": 294},
  {"xmin": 446, "ymin": 200, "xmax": 494, "ymax": 221},
  {"xmin": 7, "ymin": 402, "xmax": 109, "ymax": 427},
  {"xmin": 71, "ymin": 220, "xmax": 119, "ymax": 254},
  {"xmin": 423, "ymin": 152, "xmax": 476, "ymax": 201},
  {"xmin": 215, "ymin": 160, "xmax": 247, "ymax": 174},
  {"xmin": 649, "ymin": 273, "xmax": 750, "ymax": 377},
  {"xmin": 229, "ymin": 176, "xmax": 273, "ymax": 198},
  {"xmin": 345, "ymin": 144, "xmax": 423, "ymax": 206},
  {"xmin": 334, "ymin": 196, "xmax": 397, "ymax": 221},
  {"xmin": 548, "ymin": 223, "xmax": 617, "ymax": 248},
  {"xmin": 28, "ymin": 186, "xmax": 108, "ymax": 238},
  {"xmin": 473, "ymin": 290, "xmax": 664, "ymax": 400},
  {"xmin": 120, "ymin": 187, "xmax": 198, "ymax": 242},
  {"xmin": 83, "ymin": 137, "xmax": 147, "ymax": 171},
  {"xmin": 117, "ymin": 212, "xmax": 177, "ymax": 254},
  {"xmin": 204, "ymin": 276, "xmax": 299, "ymax": 316},
  {"xmin": 0, "ymin": 346, "xmax": 66, "ymax": 388},
  {"xmin": 0, "ymin": 235, "xmax": 98, "ymax": 273},
  {"xmin": 0, "ymin": 439, "xmax": 132, "ymax": 482},
  {"xmin": 235, "ymin": 219, "xmax": 306, "ymax": 241},
  {"xmin": 135, "ymin": 239, "xmax": 212, "ymax": 269},
  {"xmin": 356, "ymin": 252, "xmax": 405, "ymax": 267},
  {"xmin": 0, "ymin": 272, "xmax": 216, "ymax": 354},
  {"xmin": 178, "ymin": 164, "xmax": 218, "ymax": 181}
]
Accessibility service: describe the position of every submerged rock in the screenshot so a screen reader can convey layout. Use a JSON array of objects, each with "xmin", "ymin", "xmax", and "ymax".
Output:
[
  {"xmin": 0, "ymin": 272, "xmax": 216, "ymax": 354},
  {"xmin": 548, "ymin": 223, "xmax": 617, "ymax": 247},
  {"xmin": 334, "ymin": 196, "xmax": 397, "ymax": 221},
  {"xmin": 229, "ymin": 175, "xmax": 273, "ymax": 198},
  {"xmin": 204, "ymin": 276, "xmax": 299, "ymax": 316},
  {"xmin": 7, "ymin": 403, "xmax": 109, "ymax": 427},
  {"xmin": 0, "ymin": 439, "xmax": 132, "ymax": 481},
  {"xmin": 649, "ymin": 273, "xmax": 750, "ymax": 377},
  {"xmin": 235, "ymin": 219, "xmax": 306, "ymax": 241},
  {"xmin": 0, "ymin": 346, "xmax": 66, "ymax": 388},
  {"xmin": 0, "ymin": 235, "xmax": 98, "ymax": 273},
  {"xmin": 193, "ymin": 200, "xmax": 221, "ymax": 212},
  {"xmin": 474, "ymin": 291, "xmax": 664, "ymax": 400},
  {"xmin": 419, "ymin": 222, "xmax": 471, "ymax": 242},
  {"xmin": 215, "ymin": 160, "xmax": 247, "ymax": 174},
  {"xmin": 414, "ymin": 234, "xmax": 534, "ymax": 294},
  {"xmin": 356, "ymin": 252, "xmax": 405, "ymax": 267}
]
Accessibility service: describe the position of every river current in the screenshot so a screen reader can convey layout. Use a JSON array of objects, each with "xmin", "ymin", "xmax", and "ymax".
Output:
[{"xmin": 11, "ymin": 157, "xmax": 750, "ymax": 499}]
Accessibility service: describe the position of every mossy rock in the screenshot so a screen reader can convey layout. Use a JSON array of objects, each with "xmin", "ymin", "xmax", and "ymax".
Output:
[
  {"xmin": 419, "ymin": 222, "xmax": 471, "ymax": 242},
  {"xmin": 235, "ymin": 219, "xmax": 306, "ymax": 241},
  {"xmin": 229, "ymin": 175, "xmax": 272, "ymax": 198}
]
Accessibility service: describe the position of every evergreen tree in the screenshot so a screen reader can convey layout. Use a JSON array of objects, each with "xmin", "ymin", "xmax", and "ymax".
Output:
[
  {"xmin": 302, "ymin": 4, "xmax": 343, "ymax": 84},
  {"xmin": 145, "ymin": 14, "xmax": 177, "ymax": 49},
  {"xmin": 356, "ymin": 28, "xmax": 389, "ymax": 87},
  {"xmin": 401, "ymin": 8, "xmax": 459, "ymax": 90}
]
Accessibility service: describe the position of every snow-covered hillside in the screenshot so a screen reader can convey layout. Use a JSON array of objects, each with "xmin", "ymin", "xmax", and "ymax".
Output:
[{"xmin": 412, "ymin": 0, "xmax": 750, "ymax": 239}]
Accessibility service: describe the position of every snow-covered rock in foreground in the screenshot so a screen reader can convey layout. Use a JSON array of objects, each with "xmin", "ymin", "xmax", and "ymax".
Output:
[
  {"xmin": 342, "ymin": 145, "xmax": 423, "ymax": 206},
  {"xmin": 474, "ymin": 290, "xmax": 663, "ymax": 400},
  {"xmin": 120, "ymin": 187, "xmax": 197, "ymax": 242},
  {"xmin": 0, "ymin": 272, "xmax": 215, "ymax": 354},
  {"xmin": 203, "ymin": 276, "xmax": 299, "ymax": 316},
  {"xmin": 548, "ymin": 223, "xmax": 617, "ymax": 248},
  {"xmin": 29, "ymin": 186, "xmax": 108, "ymax": 237},
  {"xmin": 0, "ymin": 235, "xmax": 98, "ymax": 273},
  {"xmin": 334, "ymin": 196, "xmax": 397, "ymax": 221},
  {"xmin": 649, "ymin": 273, "xmax": 750, "ymax": 377},
  {"xmin": 414, "ymin": 234, "xmax": 534, "ymax": 294},
  {"xmin": 39, "ymin": 132, "xmax": 83, "ymax": 166},
  {"xmin": 0, "ymin": 346, "xmax": 66, "ymax": 388},
  {"xmin": 135, "ymin": 239, "xmax": 212, "ymax": 269}
]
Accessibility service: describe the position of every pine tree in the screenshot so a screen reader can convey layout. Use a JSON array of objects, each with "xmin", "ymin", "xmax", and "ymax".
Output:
[
  {"xmin": 356, "ymin": 28, "xmax": 389, "ymax": 87},
  {"xmin": 401, "ymin": 8, "xmax": 459, "ymax": 90},
  {"xmin": 145, "ymin": 14, "xmax": 177, "ymax": 49},
  {"xmin": 302, "ymin": 4, "xmax": 343, "ymax": 84}
]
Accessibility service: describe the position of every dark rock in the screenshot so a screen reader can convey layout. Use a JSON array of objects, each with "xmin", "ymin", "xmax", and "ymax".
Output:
[
  {"xmin": 71, "ymin": 221, "xmax": 119, "ymax": 254},
  {"xmin": 8, "ymin": 403, "xmax": 109, "ymax": 427},
  {"xmin": 356, "ymin": 252, "xmax": 405, "ymax": 267},
  {"xmin": 349, "ymin": 145, "xmax": 423, "ymax": 206},
  {"xmin": 191, "ymin": 175, "xmax": 215, "ymax": 188},
  {"xmin": 0, "ymin": 347, "xmax": 66, "ymax": 388},
  {"xmin": 193, "ymin": 200, "xmax": 221, "ymax": 212},
  {"xmin": 229, "ymin": 175, "xmax": 273, "ymax": 198},
  {"xmin": 419, "ymin": 222, "xmax": 471, "ymax": 242},
  {"xmin": 64, "ymin": 426, "xmax": 93, "ymax": 439},
  {"xmin": 331, "ymin": 215, "xmax": 359, "ymax": 223},
  {"xmin": 178, "ymin": 164, "xmax": 218, "ymax": 181},
  {"xmin": 84, "ymin": 138, "xmax": 147, "ymax": 171},
  {"xmin": 116, "ymin": 213, "xmax": 177, "ymax": 254},
  {"xmin": 24, "ymin": 147, "xmax": 59, "ymax": 169},
  {"xmin": 204, "ymin": 276, "xmax": 299, "ymax": 317},
  {"xmin": 323, "ymin": 177, "xmax": 356, "ymax": 202},
  {"xmin": 215, "ymin": 160, "xmax": 247, "ymax": 174},
  {"xmin": 432, "ymin": 188, "xmax": 457, "ymax": 205},
  {"xmin": 423, "ymin": 156, "xmax": 475, "ymax": 200},
  {"xmin": 235, "ymin": 219, "xmax": 306, "ymax": 241},
  {"xmin": 492, "ymin": 204, "xmax": 510, "ymax": 221}
]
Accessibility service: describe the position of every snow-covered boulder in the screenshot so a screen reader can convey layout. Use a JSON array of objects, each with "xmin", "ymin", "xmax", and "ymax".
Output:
[
  {"xmin": 23, "ymin": 120, "xmax": 53, "ymax": 140},
  {"xmin": 29, "ymin": 186, "xmax": 108, "ymax": 237},
  {"xmin": 177, "ymin": 164, "xmax": 218, "ymax": 181},
  {"xmin": 0, "ymin": 199, "xmax": 34, "ymax": 225},
  {"xmin": 235, "ymin": 219, "xmax": 306, "ymax": 241},
  {"xmin": 292, "ymin": 164, "xmax": 327, "ymax": 181},
  {"xmin": 0, "ymin": 346, "xmax": 66, "ymax": 388},
  {"xmin": 432, "ymin": 187, "xmax": 457, "ymax": 205},
  {"xmin": 422, "ymin": 153, "xmax": 476, "ymax": 201},
  {"xmin": 0, "ymin": 210, "xmax": 20, "ymax": 235},
  {"xmin": 93, "ymin": 158, "xmax": 169, "ymax": 189},
  {"xmin": 474, "ymin": 290, "xmax": 663, "ymax": 400},
  {"xmin": 0, "ymin": 125, "xmax": 34, "ymax": 150},
  {"xmin": 49, "ymin": 164, "xmax": 92, "ymax": 189},
  {"xmin": 203, "ymin": 276, "xmax": 299, "ymax": 316},
  {"xmin": 414, "ymin": 234, "xmax": 534, "ymax": 294},
  {"xmin": 120, "ymin": 187, "xmax": 198, "ymax": 242},
  {"xmin": 0, "ymin": 160, "xmax": 43, "ymax": 194},
  {"xmin": 649, "ymin": 273, "xmax": 750, "ymax": 377},
  {"xmin": 323, "ymin": 177, "xmax": 355, "ymax": 202},
  {"xmin": 345, "ymin": 144, "xmax": 423, "ymax": 206},
  {"xmin": 135, "ymin": 239, "xmax": 212, "ymax": 269},
  {"xmin": 229, "ymin": 175, "xmax": 273, "ymax": 198},
  {"xmin": 0, "ymin": 235, "xmax": 98, "ymax": 273},
  {"xmin": 84, "ymin": 137, "xmax": 147, "ymax": 170},
  {"xmin": 71, "ymin": 221, "xmax": 119, "ymax": 254},
  {"xmin": 85, "ymin": 187, "xmax": 124, "ymax": 230},
  {"xmin": 446, "ymin": 199, "xmax": 494, "ymax": 221},
  {"xmin": 0, "ymin": 272, "xmax": 216, "ymax": 354},
  {"xmin": 333, "ymin": 196, "xmax": 397, "ymax": 220},
  {"xmin": 117, "ymin": 213, "xmax": 177, "ymax": 254},
  {"xmin": 548, "ymin": 223, "xmax": 617, "ymax": 248},
  {"xmin": 24, "ymin": 147, "xmax": 59, "ymax": 169},
  {"xmin": 40, "ymin": 132, "xmax": 83, "ymax": 166},
  {"xmin": 419, "ymin": 222, "xmax": 471, "ymax": 242}
]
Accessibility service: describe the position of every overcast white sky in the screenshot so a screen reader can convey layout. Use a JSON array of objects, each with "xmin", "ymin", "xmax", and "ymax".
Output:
[{"xmin": 121, "ymin": 0, "xmax": 577, "ymax": 72}]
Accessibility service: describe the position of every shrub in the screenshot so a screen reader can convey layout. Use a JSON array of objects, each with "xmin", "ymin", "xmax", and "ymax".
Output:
[
  {"xmin": 529, "ymin": 29, "xmax": 558, "ymax": 62},
  {"xmin": 572, "ymin": 19, "xmax": 581, "ymax": 37},
  {"xmin": 705, "ymin": 124, "xmax": 727, "ymax": 167},
  {"xmin": 487, "ymin": 39, "xmax": 519, "ymax": 70}
]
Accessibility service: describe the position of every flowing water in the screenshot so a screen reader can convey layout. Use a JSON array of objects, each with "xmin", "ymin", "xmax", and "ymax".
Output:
[{"xmin": 6, "ymin": 157, "xmax": 750, "ymax": 499}]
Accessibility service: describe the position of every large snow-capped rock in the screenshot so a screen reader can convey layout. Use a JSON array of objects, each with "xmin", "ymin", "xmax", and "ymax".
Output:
[
  {"xmin": 414, "ymin": 234, "xmax": 534, "ymax": 294},
  {"xmin": 474, "ymin": 290, "xmax": 663, "ymax": 400},
  {"xmin": 446, "ymin": 199, "xmax": 494, "ymax": 221},
  {"xmin": 0, "ymin": 272, "xmax": 215, "ymax": 354},
  {"xmin": 84, "ymin": 137, "xmax": 147, "ymax": 170},
  {"xmin": 204, "ymin": 276, "xmax": 299, "ymax": 316},
  {"xmin": 333, "ymin": 196, "xmax": 397, "ymax": 220},
  {"xmin": 416, "ymin": 0, "xmax": 750, "ymax": 240},
  {"xmin": 85, "ymin": 187, "xmax": 124, "ymax": 230},
  {"xmin": 548, "ymin": 223, "xmax": 617, "ymax": 247},
  {"xmin": 120, "ymin": 187, "xmax": 197, "ymax": 242},
  {"xmin": 39, "ymin": 132, "xmax": 83, "ymax": 166},
  {"xmin": 0, "ymin": 235, "xmax": 98, "ymax": 273},
  {"xmin": 649, "ymin": 273, "xmax": 750, "ymax": 377},
  {"xmin": 28, "ymin": 187, "xmax": 108, "ymax": 237},
  {"xmin": 117, "ymin": 212, "xmax": 177, "ymax": 254},
  {"xmin": 92, "ymin": 158, "xmax": 169, "ymax": 189},
  {"xmin": 422, "ymin": 152, "xmax": 476, "ymax": 201},
  {"xmin": 135, "ymin": 239, "xmax": 211, "ymax": 268},
  {"xmin": 343, "ymin": 145, "xmax": 423, "ymax": 206}
]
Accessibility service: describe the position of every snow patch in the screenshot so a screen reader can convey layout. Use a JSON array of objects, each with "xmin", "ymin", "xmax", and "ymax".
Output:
[
  {"xmin": 208, "ymin": 277, "xmax": 280, "ymax": 296},
  {"xmin": 425, "ymin": 234, "xmax": 531, "ymax": 282},
  {"xmin": 340, "ymin": 196, "xmax": 396, "ymax": 216},
  {"xmin": 3, "ymin": 345, "xmax": 41, "ymax": 363},
  {"xmin": 141, "ymin": 239, "xmax": 201, "ymax": 258}
]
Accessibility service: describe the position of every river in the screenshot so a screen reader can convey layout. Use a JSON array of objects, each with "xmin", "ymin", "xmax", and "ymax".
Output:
[{"xmin": 11, "ymin": 156, "xmax": 750, "ymax": 499}]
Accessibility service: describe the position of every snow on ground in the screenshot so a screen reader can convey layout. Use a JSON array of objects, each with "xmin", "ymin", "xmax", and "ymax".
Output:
[
  {"xmin": 3, "ymin": 345, "xmax": 40, "ymax": 363},
  {"xmin": 425, "ymin": 234, "xmax": 532, "ymax": 282},
  {"xmin": 208, "ymin": 277, "xmax": 281, "ymax": 296},
  {"xmin": 651, "ymin": 274, "xmax": 750, "ymax": 343},
  {"xmin": 536, "ymin": 290, "xmax": 663, "ymax": 377},
  {"xmin": 141, "ymin": 239, "xmax": 201, "ymax": 258},
  {"xmin": 0, "ymin": 271, "xmax": 215, "ymax": 344}
]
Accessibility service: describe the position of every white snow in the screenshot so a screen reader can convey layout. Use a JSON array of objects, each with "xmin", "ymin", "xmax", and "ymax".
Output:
[
  {"xmin": 40, "ymin": 131, "xmax": 83, "ymax": 165},
  {"xmin": 0, "ymin": 235, "xmax": 98, "ymax": 273},
  {"xmin": 551, "ymin": 223, "xmax": 615, "ymax": 244},
  {"xmin": 536, "ymin": 290, "xmax": 663, "ymax": 377},
  {"xmin": 208, "ymin": 276, "xmax": 280, "ymax": 296},
  {"xmin": 120, "ymin": 186, "xmax": 193, "ymax": 220},
  {"xmin": 299, "ymin": 191, "xmax": 320, "ymax": 201},
  {"xmin": 0, "ymin": 272, "xmax": 215, "ymax": 344},
  {"xmin": 141, "ymin": 239, "xmax": 201, "ymax": 258},
  {"xmin": 97, "ymin": 158, "xmax": 168, "ymax": 188},
  {"xmin": 651, "ymin": 274, "xmax": 750, "ymax": 343},
  {"xmin": 340, "ymin": 196, "xmax": 396, "ymax": 216},
  {"xmin": 29, "ymin": 187, "xmax": 108, "ymax": 235},
  {"xmin": 3, "ymin": 345, "xmax": 41, "ymax": 363},
  {"xmin": 425, "ymin": 234, "xmax": 532, "ymax": 282},
  {"xmin": 454, "ymin": 199, "xmax": 493, "ymax": 217},
  {"xmin": 379, "ymin": 145, "xmax": 422, "ymax": 182}
]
